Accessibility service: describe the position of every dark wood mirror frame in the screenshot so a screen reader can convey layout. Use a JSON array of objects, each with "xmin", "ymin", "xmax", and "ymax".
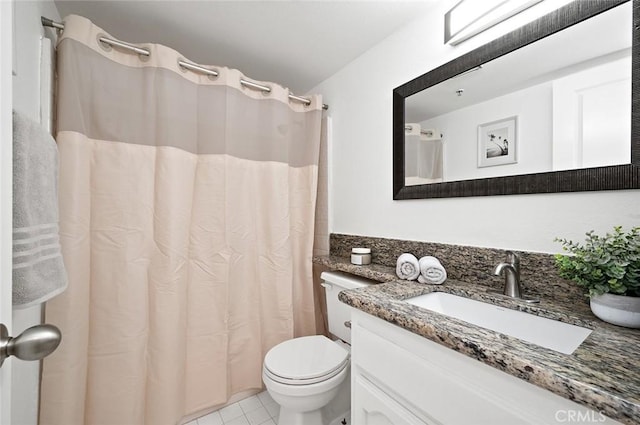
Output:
[{"xmin": 393, "ymin": 0, "xmax": 639, "ymax": 200}]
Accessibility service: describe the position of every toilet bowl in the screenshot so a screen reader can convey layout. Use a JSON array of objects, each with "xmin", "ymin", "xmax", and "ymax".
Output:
[
  {"xmin": 262, "ymin": 271, "xmax": 373, "ymax": 425},
  {"xmin": 263, "ymin": 335, "xmax": 350, "ymax": 425}
]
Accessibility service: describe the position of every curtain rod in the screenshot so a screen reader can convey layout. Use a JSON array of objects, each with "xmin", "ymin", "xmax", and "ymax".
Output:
[
  {"xmin": 41, "ymin": 17, "xmax": 329, "ymax": 111},
  {"xmin": 404, "ymin": 125, "xmax": 434, "ymax": 136}
]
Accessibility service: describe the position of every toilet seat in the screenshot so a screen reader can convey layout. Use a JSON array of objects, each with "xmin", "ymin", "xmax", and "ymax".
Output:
[{"xmin": 264, "ymin": 335, "xmax": 350, "ymax": 385}]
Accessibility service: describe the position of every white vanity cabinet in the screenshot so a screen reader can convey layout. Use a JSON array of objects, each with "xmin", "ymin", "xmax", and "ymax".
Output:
[{"xmin": 350, "ymin": 309, "xmax": 622, "ymax": 425}]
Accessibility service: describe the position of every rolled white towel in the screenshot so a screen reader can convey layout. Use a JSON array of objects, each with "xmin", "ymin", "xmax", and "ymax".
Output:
[
  {"xmin": 418, "ymin": 256, "xmax": 447, "ymax": 285},
  {"xmin": 396, "ymin": 253, "xmax": 420, "ymax": 280}
]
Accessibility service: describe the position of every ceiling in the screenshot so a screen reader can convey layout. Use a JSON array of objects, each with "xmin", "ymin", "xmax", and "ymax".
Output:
[{"xmin": 54, "ymin": 0, "xmax": 437, "ymax": 95}]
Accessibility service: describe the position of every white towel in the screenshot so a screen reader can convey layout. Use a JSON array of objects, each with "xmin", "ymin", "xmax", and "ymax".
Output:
[
  {"xmin": 12, "ymin": 111, "xmax": 68, "ymax": 309},
  {"xmin": 396, "ymin": 253, "xmax": 420, "ymax": 280},
  {"xmin": 418, "ymin": 256, "xmax": 447, "ymax": 285}
]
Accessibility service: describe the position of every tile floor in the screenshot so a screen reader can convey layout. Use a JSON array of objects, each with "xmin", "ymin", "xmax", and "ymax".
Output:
[{"xmin": 186, "ymin": 391, "xmax": 279, "ymax": 425}]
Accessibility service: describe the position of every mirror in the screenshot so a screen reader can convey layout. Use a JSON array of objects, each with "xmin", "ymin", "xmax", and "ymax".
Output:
[{"xmin": 393, "ymin": 0, "xmax": 639, "ymax": 199}]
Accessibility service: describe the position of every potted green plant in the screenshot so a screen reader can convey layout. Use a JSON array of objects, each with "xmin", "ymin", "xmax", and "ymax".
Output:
[{"xmin": 555, "ymin": 226, "xmax": 640, "ymax": 328}]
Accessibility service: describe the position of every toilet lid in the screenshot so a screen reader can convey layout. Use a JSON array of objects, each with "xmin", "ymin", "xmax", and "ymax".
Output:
[{"xmin": 264, "ymin": 335, "xmax": 349, "ymax": 383}]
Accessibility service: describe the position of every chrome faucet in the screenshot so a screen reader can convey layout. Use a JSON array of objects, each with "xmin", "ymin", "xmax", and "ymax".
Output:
[
  {"xmin": 494, "ymin": 251, "xmax": 522, "ymax": 298},
  {"xmin": 493, "ymin": 251, "xmax": 539, "ymax": 302}
]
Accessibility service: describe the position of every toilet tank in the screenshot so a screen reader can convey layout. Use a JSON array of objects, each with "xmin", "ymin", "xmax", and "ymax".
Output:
[{"xmin": 321, "ymin": 271, "xmax": 374, "ymax": 344}]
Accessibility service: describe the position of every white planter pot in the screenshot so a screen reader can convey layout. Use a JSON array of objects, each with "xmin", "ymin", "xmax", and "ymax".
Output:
[{"xmin": 590, "ymin": 293, "xmax": 640, "ymax": 328}]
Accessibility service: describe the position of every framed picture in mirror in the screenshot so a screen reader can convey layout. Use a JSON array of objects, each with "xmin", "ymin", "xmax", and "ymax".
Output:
[{"xmin": 477, "ymin": 116, "xmax": 517, "ymax": 168}]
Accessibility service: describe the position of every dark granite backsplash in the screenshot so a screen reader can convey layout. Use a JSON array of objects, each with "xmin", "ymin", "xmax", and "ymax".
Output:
[{"xmin": 329, "ymin": 233, "xmax": 585, "ymax": 303}]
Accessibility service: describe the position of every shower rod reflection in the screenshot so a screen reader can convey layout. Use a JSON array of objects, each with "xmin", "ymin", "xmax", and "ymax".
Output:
[{"xmin": 41, "ymin": 17, "xmax": 329, "ymax": 110}]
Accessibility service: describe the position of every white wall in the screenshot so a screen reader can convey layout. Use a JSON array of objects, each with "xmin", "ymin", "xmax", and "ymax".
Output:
[
  {"xmin": 421, "ymin": 82, "xmax": 552, "ymax": 182},
  {"xmin": 311, "ymin": 0, "xmax": 640, "ymax": 254},
  {"xmin": 12, "ymin": 1, "xmax": 60, "ymax": 424}
]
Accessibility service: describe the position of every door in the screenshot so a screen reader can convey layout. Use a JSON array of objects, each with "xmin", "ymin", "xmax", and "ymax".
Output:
[
  {"xmin": 0, "ymin": 0, "xmax": 14, "ymax": 423},
  {"xmin": 552, "ymin": 55, "xmax": 631, "ymax": 170}
]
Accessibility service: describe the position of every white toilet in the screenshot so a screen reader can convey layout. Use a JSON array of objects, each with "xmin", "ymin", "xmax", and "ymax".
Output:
[{"xmin": 262, "ymin": 271, "xmax": 372, "ymax": 425}]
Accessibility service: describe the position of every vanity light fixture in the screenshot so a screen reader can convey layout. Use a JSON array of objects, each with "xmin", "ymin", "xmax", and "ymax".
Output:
[{"xmin": 445, "ymin": 0, "xmax": 544, "ymax": 45}]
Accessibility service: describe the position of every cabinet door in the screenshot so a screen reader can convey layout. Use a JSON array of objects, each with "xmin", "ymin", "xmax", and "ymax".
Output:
[{"xmin": 353, "ymin": 375, "xmax": 434, "ymax": 425}]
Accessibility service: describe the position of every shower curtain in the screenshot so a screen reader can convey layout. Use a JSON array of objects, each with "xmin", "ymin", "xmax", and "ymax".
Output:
[{"xmin": 40, "ymin": 15, "xmax": 323, "ymax": 425}]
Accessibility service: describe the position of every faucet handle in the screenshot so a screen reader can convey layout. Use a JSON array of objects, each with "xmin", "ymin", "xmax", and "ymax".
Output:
[
  {"xmin": 505, "ymin": 250, "xmax": 520, "ymax": 268},
  {"xmin": 505, "ymin": 250, "xmax": 518, "ymax": 260}
]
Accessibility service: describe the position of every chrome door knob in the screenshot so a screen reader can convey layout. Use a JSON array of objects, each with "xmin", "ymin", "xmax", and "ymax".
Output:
[{"xmin": 0, "ymin": 323, "xmax": 61, "ymax": 366}]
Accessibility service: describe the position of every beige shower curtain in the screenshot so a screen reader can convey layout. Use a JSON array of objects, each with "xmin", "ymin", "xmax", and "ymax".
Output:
[{"xmin": 40, "ymin": 15, "xmax": 323, "ymax": 425}]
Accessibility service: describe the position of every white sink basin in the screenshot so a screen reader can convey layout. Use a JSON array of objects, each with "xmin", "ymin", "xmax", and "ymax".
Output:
[{"xmin": 405, "ymin": 292, "xmax": 592, "ymax": 354}]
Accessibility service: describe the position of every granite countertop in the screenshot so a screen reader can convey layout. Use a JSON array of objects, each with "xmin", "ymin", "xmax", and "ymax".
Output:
[
  {"xmin": 313, "ymin": 256, "xmax": 640, "ymax": 425},
  {"xmin": 314, "ymin": 255, "xmax": 398, "ymax": 282}
]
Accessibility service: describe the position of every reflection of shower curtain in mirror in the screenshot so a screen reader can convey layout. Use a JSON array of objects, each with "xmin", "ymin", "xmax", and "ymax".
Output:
[
  {"xmin": 405, "ymin": 134, "xmax": 420, "ymax": 177},
  {"xmin": 417, "ymin": 137, "xmax": 443, "ymax": 182}
]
